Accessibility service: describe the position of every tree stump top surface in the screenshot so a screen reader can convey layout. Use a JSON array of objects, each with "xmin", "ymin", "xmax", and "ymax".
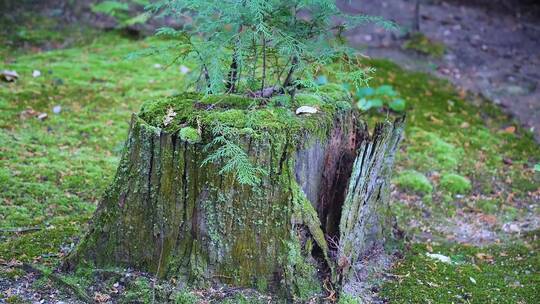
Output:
[{"xmin": 137, "ymin": 84, "xmax": 353, "ymax": 139}]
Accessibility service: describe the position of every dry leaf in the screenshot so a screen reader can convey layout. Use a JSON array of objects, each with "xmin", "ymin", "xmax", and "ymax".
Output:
[
  {"xmin": 458, "ymin": 89, "xmax": 467, "ymax": 99},
  {"xmin": 478, "ymin": 214, "xmax": 498, "ymax": 225},
  {"xmin": 430, "ymin": 116, "xmax": 443, "ymax": 124},
  {"xmin": 475, "ymin": 253, "xmax": 494, "ymax": 263},
  {"xmin": 296, "ymin": 106, "xmax": 318, "ymax": 115},
  {"xmin": 94, "ymin": 292, "xmax": 111, "ymax": 303},
  {"xmin": 37, "ymin": 113, "xmax": 48, "ymax": 120},
  {"xmin": 20, "ymin": 108, "xmax": 38, "ymax": 120},
  {"xmin": 163, "ymin": 107, "xmax": 177, "ymax": 126},
  {"xmin": 503, "ymin": 126, "xmax": 516, "ymax": 134},
  {"xmin": 1, "ymin": 70, "xmax": 19, "ymax": 82}
]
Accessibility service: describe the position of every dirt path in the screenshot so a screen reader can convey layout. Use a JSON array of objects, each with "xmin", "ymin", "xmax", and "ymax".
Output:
[{"xmin": 339, "ymin": 0, "xmax": 540, "ymax": 141}]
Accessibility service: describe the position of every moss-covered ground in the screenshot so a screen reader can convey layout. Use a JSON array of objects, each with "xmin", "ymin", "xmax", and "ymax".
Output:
[{"xmin": 1, "ymin": 27, "xmax": 538, "ymax": 303}]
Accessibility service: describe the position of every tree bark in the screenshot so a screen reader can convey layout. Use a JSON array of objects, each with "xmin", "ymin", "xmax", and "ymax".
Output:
[{"xmin": 64, "ymin": 101, "xmax": 404, "ymax": 301}]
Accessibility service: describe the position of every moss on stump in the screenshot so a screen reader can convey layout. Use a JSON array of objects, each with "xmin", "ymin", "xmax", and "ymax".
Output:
[{"xmin": 64, "ymin": 88, "xmax": 405, "ymax": 301}]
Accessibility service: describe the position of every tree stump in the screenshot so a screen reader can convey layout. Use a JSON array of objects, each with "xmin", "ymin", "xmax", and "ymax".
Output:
[{"xmin": 64, "ymin": 88, "xmax": 404, "ymax": 301}]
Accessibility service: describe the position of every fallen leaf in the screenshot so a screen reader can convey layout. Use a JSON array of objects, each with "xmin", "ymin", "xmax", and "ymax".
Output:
[
  {"xmin": 1, "ymin": 70, "xmax": 19, "ymax": 82},
  {"xmin": 37, "ymin": 113, "xmax": 48, "ymax": 121},
  {"xmin": 296, "ymin": 106, "xmax": 318, "ymax": 115},
  {"xmin": 427, "ymin": 281, "xmax": 440, "ymax": 287},
  {"xmin": 475, "ymin": 253, "xmax": 494, "ymax": 263},
  {"xmin": 503, "ymin": 126, "xmax": 516, "ymax": 134},
  {"xmin": 502, "ymin": 222, "xmax": 520, "ymax": 233},
  {"xmin": 460, "ymin": 122, "xmax": 470, "ymax": 128},
  {"xmin": 478, "ymin": 214, "xmax": 497, "ymax": 225},
  {"xmin": 94, "ymin": 292, "xmax": 111, "ymax": 303},
  {"xmin": 429, "ymin": 116, "xmax": 443, "ymax": 124},
  {"xmin": 503, "ymin": 158, "xmax": 513, "ymax": 165},
  {"xmin": 458, "ymin": 89, "xmax": 467, "ymax": 99},
  {"xmin": 20, "ymin": 108, "xmax": 38, "ymax": 120},
  {"xmin": 426, "ymin": 253, "xmax": 452, "ymax": 264},
  {"xmin": 163, "ymin": 107, "xmax": 177, "ymax": 126}
]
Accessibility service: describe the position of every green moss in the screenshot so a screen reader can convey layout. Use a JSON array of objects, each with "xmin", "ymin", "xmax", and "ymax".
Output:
[
  {"xmin": 120, "ymin": 277, "xmax": 152, "ymax": 304},
  {"xmin": 200, "ymin": 94, "xmax": 255, "ymax": 109},
  {"xmin": 221, "ymin": 294, "xmax": 265, "ymax": 304},
  {"xmin": 407, "ymin": 129, "xmax": 463, "ymax": 172},
  {"xmin": 502, "ymin": 205, "xmax": 519, "ymax": 222},
  {"xmin": 179, "ymin": 127, "xmax": 201, "ymax": 144},
  {"xmin": 203, "ymin": 109, "xmax": 248, "ymax": 128},
  {"xmin": 294, "ymin": 93, "xmax": 324, "ymax": 107},
  {"xmin": 476, "ymin": 199, "xmax": 499, "ymax": 214},
  {"xmin": 136, "ymin": 87, "xmax": 349, "ymax": 148},
  {"xmin": 338, "ymin": 293, "xmax": 362, "ymax": 304},
  {"xmin": 0, "ymin": 224, "xmax": 81, "ymax": 263},
  {"xmin": 314, "ymin": 83, "xmax": 351, "ymax": 101},
  {"xmin": 4, "ymin": 295, "xmax": 29, "ymax": 304},
  {"xmin": 381, "ymin": 242, "xmax": 540, "ymax": 303},
  {"xmin": 174, "ymin": 290, "xmax": 199, "ymax": 304},
  {"xmin": 440, "ymin": 173, "xmax": 471, "ymax": 195},
  {"xmin": 394, "ymin": 170, "xmax": 433, "ymax": 194},
  {"xmin": 268, "ymin": 94, "xmax": 292, "ymax": 108},
  {"xmin": 284, "ymin": 239, "xmax": 322, "ymax": 302},
  {"xmin": 402, "ymin": 32, "xmax": 446, "ymax": 58}
]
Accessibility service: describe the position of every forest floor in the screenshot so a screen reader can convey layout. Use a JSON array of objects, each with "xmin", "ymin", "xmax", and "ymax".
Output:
[{"xmin": 1, "ymin": 8, "xmax": 539, "ymax": 304}]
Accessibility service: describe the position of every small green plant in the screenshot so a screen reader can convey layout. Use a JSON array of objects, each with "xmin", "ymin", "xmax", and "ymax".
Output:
[
  {"xmin": 146, "ymin": 0, "xmax": 396, "ymax": 96},
  {"xmin": 202, "ymin": 123, "xmax": 267, "ymax": 186},
  {"xmin": 356, "ymin": 85, "xmax": 406, "ymax": 112}
]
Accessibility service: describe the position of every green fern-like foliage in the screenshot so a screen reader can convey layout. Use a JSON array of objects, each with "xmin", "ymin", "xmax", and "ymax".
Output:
[
  {"xmin": 147, "ymin": 0, "xmax": 396, "ymax": 95},
  {"xmin": 202, "ymin": 123, "xmax": 267, "ymax": 186},
  {"xmin": 143, "ymin": 0, "xmax": 396, "ymax": 186}
]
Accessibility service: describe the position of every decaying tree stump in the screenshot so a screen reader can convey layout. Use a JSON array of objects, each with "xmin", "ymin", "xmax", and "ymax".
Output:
[{"xmin": 64, "ymin": 88, "xmax": 404, "ymax": 301}]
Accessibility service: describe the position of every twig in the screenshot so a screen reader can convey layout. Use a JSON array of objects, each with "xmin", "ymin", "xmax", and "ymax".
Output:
[
  {"xmin": 226, "ymin": 44, "xmax": 239, "ymax": 93},
  {"xmin": 282, "ymin": 55, "xmax": 298, "ymax": 88}
]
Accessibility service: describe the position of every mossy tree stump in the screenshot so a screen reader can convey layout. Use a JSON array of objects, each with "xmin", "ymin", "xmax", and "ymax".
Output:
[{"xmin": 64, "ymin": 87, "xmax": 404, "ymax": 301}]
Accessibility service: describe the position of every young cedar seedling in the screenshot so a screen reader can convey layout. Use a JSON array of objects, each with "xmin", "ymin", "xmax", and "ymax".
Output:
[{"xmin": 147, "ymin": 0, "xmax": 396, "ymax": 98}]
